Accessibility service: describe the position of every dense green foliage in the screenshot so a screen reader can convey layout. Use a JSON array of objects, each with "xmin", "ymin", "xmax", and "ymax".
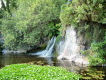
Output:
[
  {"xmin": 60, "ymin": 0, "xmax": 106, "ymax": 25},
  {"xmin": 60, "ymin": 0, "xmax": 106, "ymax": 65},
  {"xmin": 82, "ymin": 40, "xmax": 106, "ymax": 66},
  {"xmin": 0, "ymin": 64, "xmax": 82, "ymax": 80},
  {"xmin": 89, "ymin": 41, "xmax": 106, "ymax": 65},
  {"xmin": 0, "ymin": 0, "xmax": 66, "ymax": 50}
]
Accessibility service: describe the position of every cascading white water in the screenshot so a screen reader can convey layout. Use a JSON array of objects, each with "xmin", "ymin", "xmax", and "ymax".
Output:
[
  {"xmin": 30, "ymin": 36, "xmax": 56, "ymax": 57},
  {"xmin": 57, "ymin": 26, "xmax": 89, "ymax": 65}
]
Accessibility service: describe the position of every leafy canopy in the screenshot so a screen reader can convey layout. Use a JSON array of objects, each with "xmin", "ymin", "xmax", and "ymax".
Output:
[
  {"xmin": 1, "ymin": 0, "xmax": 66, "ymax": 50},
  {"xmin": 60, "ymin": 0, "xmax": 106, "ymax": 25}
]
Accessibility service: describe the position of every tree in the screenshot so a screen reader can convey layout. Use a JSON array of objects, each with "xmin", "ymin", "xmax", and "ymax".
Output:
[
  {"xmin": 1, "ymin": 0, "xmax": 66, "ymax": 50},
  {"xmin": 60, "ymin": 0, "xmax": 106, "ymax": 65}
]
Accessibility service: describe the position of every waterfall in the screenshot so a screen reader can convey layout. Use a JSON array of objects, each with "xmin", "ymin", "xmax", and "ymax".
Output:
[
  {"xmin": 57, "ymin": 26, "xmax": 89, "ymax": 65},
  {"xmin": 30, "ymin": 37, "xmax": 56, "ymax": 57}
]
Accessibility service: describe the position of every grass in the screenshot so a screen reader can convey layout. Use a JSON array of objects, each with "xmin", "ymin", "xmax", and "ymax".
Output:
[{"xmin": 0, "ymin": 64, "xmax": 82, "ymax": 80}]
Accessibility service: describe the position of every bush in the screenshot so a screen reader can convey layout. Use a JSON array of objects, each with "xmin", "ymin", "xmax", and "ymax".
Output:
[
  {"xmin": 81, "ymin": 40, "xmax": 106, "ymax": 66},
  {"xmin": 0, "ymin": 64, "xmax": 81, "ymax": 80},
  {"xmin": 89, "ymin": 41, "xmax": 106, "ymax": 66}
]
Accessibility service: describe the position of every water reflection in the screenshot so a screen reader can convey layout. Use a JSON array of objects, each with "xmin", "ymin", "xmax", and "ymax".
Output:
[
  {"xmin": 58, "ymin": 60, "xmax": 86, "ymax": 73},
  {"xmin": 0, "ymin": 53, "xmax": 55, "ymax": 68},
  {"xmin": 80, "ymin": 67, "xmax": 106, "ymax": 80}
]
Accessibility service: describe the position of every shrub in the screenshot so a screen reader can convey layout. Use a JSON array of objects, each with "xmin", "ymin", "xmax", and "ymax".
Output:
[{"xmin": 81, "ymin": 40, "xmax": 106, "ymax": 66}]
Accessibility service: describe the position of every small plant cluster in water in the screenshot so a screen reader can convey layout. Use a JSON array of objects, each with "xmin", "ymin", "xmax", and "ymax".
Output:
[
  {"xmin": 80, "ymin": 67, "xmax": 105, "ymax": 80},
  {"xmin": 27, "ymin": 60, "xmax": 60, "ymax": 66},
  {"xmin": 0, "ymin": 64, "xmax": 81, "ymax": 80}
]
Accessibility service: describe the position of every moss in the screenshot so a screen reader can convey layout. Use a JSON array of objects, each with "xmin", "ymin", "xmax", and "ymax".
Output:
[{"xmin": 40, "ymin": 44, "xmax": 47, "ymax": 50}]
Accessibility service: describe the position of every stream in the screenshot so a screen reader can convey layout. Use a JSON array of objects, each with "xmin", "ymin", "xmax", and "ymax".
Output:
[{"xmin": 0, "ymin": 53, "xmax": 106, "ymax": 80}]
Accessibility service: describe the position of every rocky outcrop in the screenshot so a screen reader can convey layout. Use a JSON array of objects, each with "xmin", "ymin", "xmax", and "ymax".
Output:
[{"xmin": 57, "ymin": 26, "xmax": 89, "ymax": 65}]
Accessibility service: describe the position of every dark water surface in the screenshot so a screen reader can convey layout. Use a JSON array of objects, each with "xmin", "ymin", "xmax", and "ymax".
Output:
[
  {"xmin": 0, "ymin": 53, "xmax": 106, "ymax": 80},
  {"xmin": 0, "ymin": 53, "xmax": 58, "ymax": 68}
]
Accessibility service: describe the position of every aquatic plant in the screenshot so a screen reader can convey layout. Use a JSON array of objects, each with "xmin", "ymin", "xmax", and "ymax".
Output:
[
  {"xmin": 0, "ymin": 64, "xmax": 82, "ymax": 80},
  {"xmin": 80, "ymin": 67, "xmax": 105, "ymax": 80}
]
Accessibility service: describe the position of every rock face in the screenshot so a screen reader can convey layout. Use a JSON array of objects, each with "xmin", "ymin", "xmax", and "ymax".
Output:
[
  {"xmin": 2, "ymin": 49, "xmax": 27, "ymax": 54},
  {"xmin": 57, "ymin": 26, "xmax": 89, "ymax": 65}
]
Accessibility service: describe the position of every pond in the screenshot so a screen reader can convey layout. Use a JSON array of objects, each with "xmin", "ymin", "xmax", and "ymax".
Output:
[{"xmin": 0, "ymin": 53, "xmax": 106, "ymax": 80}]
